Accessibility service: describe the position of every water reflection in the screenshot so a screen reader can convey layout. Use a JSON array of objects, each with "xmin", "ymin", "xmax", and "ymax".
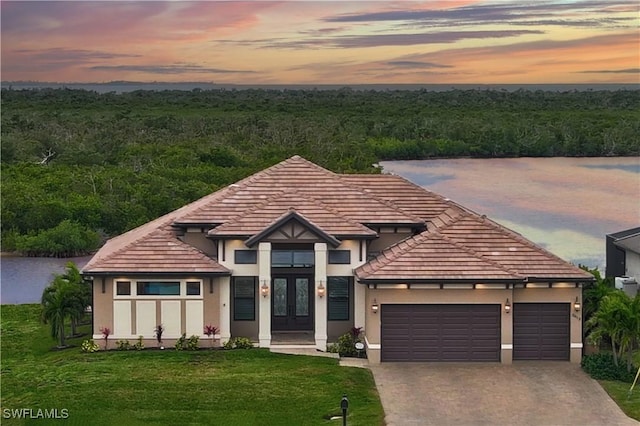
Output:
[{"xmin": 381, "ymin": 157, "xmax": 640, "ymax": 270}]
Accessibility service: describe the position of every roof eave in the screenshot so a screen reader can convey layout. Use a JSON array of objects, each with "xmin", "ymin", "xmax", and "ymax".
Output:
[{"xmin": 82, "ymin": 270, "xmax": 231, "ymax": 277}]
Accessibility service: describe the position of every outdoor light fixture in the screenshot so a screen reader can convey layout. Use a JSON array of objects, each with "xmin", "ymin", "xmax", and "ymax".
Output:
[
  {"xmin": 504, "ymin": 298, "xmax": 511, "ymax": 314},
  {"xmin": 574, "ymin": 296, "xmax": 581, "ymax": 312},
  {"xmin": 261, "ymin": 281, "xmax": 269, "ymax": 298},
  {"xmin": 371, "ymin": 299, "xmax": 379, "ymax": 314},
  {"xmin": 317, "ymin": 282, "xmax": 325, "ymax": 298}
]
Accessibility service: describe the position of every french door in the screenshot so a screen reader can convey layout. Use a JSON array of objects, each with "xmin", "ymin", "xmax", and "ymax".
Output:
[{"xmin": 271, "ymin": 275, "xmax": 313, "ymax": 331}]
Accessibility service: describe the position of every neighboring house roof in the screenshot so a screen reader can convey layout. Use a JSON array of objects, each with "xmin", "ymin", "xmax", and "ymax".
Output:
[
  {"xmin": 83, "ymin": 155, "xmax": 592, "ymax": 281},
  {"xmin": 608, "ymin": 226, "xmax": 640, "ymax": 254},
  {"xmin": 83, "ymin": 227, "xmax": 229, "ymax": 275}
]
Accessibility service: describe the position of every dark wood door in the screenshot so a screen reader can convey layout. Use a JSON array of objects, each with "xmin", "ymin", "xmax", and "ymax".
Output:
[
  {"xmin": 513, "ymin": 303, "xmax": 570, "ymax": 360},
  {"xmin": 271, "ymin": 276, "xmax": 313, "ymax": 331},
  {"xmin": 381, "ymin": 304, "xmax": 501, "ymax": 362}
]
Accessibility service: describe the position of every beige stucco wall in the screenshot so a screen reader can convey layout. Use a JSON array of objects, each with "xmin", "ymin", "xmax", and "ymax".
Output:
[
  {"xmin": 92, "ymin": 275, "xmax": 222, "ymax": 349},
  {"xmin": 364, "ymin": 285, "xmax": 582, "ymax": 364},
  {"xmin": 368, "ymin": 230, "xmax": 413, "ymax": 255},
  {"xmin": 182, "ymin": 229, "xmax": 217, "ymax": 257}
]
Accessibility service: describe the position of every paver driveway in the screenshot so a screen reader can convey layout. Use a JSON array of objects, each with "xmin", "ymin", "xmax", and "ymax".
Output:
[{"xmin": 370, "ymin": 362, "xmax": 638, "ymax": 426}]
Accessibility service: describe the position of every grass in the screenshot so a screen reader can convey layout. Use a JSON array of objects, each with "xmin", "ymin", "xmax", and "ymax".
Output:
[
  {"xmin": 591, "ymin": 350, "xmax": 640, "ymax": 422},
  {"xmin": 599, "ymin": 379, "xmax": 640, "ymax": 421},
  {"xmin": 1, "ymin": 304, "xmax": 384, "ymax": 425}
]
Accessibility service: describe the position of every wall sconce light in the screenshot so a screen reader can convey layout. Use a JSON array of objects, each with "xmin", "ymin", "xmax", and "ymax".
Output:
[
  {"xmin": 317, "ymin": 282, "xmax": 325, "ymax": 298},
  {"xmin": 504, "ymin": 298, "xmax": 511, "ymax": 314},
  {"xmin": 574, "ymin": 296, "xmax": 581, "ymax": 312},
  {"xmin": 371, "ymin": 299, "xmax": 379, "ymax": 314},
  {"xmin": 261, "ymin": 281, "xmax": 269, "ymax": 298}
]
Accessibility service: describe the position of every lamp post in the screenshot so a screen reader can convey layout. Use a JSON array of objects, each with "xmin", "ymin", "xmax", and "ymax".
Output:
[{"xmin": 341, "ymin": 394, "xmax": 349, "ymax": 426}]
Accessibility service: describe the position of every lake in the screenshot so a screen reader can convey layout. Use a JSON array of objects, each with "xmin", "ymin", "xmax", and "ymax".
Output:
[
  {"xmin": 381, "ymin": 156, "xmax": 640, "ymax": 270},
  {"xmin": 2, "ymin": 157, "xmax": 638, "ymax": 305}
]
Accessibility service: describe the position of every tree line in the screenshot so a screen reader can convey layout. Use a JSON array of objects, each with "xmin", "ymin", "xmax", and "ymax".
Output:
[{"xmin": 2, "ymin": 87, "xmax": 639, "ymax": 255}]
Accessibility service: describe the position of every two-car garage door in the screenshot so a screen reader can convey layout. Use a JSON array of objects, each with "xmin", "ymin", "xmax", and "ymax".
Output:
[
  {"xmin": 380, "ymin": 303, "xmax": 570, "ymax": 362},
  {"xmin": 381, "ymin": 304, "xmax": 501, "ymax": 362}
]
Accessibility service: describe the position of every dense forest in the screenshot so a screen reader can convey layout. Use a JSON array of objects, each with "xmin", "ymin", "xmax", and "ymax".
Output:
[{"xmin": 2, "ymin": 88, "xmax": 639, "ymax": 255}]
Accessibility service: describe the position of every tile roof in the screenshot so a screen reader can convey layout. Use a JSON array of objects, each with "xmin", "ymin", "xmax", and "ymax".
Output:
[
  {"xmin": 83, "ymin": 227, "xmax": 229, "ymax": 274},
  {"xmin": 339, "ymin": 174, "xmax": 455, "ymax": 221},
  {"xmin": 175, "ymin": 155, "xmax": 426, "ymax": 226},
  {"xmin": 434, "ymin": 212, "xmax": 593, "ymax": 281},
  {"xmin": 355, "ymin": 231, "xmax": 521, "ymax": 282},
  {"xmin": 84, "ymin": 155, "xmax": 591, "ymax": 282},
  {"xmin": 208, "ymin": 191, "xmax": 377, "ymax": 239}
]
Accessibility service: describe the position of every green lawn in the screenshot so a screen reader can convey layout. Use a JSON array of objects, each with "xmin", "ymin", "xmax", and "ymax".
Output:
[
  {"xmin": 1, "ymin": 304, "xmax": 384, "ymax": 425},
  {"xmin": 599, "ymin": 379, "xmax": 640, "ymax": 421}
]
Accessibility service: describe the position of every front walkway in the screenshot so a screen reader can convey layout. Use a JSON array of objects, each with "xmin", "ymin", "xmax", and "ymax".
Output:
[{"xmin": 370, "ymin": 362, "xmax": 638, "ymax": 426}]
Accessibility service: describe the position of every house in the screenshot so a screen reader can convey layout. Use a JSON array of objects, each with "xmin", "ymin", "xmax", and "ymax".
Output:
[
  {"xmin": 83, "ymin": 156, "xmax": 593, "ymax": 363},
  {"xmin": 605, "ymin": 227, "xmax": 640, "ymax": 296}
]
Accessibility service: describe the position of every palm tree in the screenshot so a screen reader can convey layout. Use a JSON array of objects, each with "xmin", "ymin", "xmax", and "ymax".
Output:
[
  {"xmin": 587, "ymin": 291, "xmax": 640, "ymax": 371},
  {"xmin": 59, "ymin": 262, "xmax": 91, "ymax": 336},
  {"xmin": 41, "ymin": 277, "xmax": 83, "ymax": 348}
]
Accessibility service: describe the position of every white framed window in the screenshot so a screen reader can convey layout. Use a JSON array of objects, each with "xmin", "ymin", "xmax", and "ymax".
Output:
[{"xmin": 113, "ymin": 279, "xmax": 203, "ymax": 299}]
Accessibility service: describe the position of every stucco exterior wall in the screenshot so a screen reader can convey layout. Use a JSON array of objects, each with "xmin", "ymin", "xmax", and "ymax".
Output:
[
  {"xmin": 182, "ymin": 229, "xmax": 217, "ymax": 257},
  {"xmin": 363, "ymin": 285, "xmax": 582, "ymax": 364},
  {"xmin": 92, "ymin": 275, "xmax": 221, "ymax": 349}
]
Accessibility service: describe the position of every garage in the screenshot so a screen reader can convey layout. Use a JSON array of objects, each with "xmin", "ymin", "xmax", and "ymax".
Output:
[
  {"xmin": 513, "ymin": 303, "xmax": 570, "ymax": 360},
  {"xmin": 381, "ymin": 304, "xmax": 501, "ymax": 362}
]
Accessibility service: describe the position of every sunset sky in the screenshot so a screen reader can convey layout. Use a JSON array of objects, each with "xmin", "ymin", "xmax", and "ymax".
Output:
[{"xmin": 2, "ymin": 0, "xmax": 638, "ymax": 84}]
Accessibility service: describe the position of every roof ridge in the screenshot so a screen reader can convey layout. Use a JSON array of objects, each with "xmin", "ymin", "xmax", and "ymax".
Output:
[{"xmin": 210, "ymin": 190, "xmax": 288, "ymax": 233}]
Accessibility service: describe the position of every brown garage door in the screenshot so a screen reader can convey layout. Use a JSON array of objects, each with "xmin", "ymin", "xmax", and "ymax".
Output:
[
  {"xmin": 513, "ymin": 303, "xmax": 570, "ymax": 360},
  {"xmin": 381, "ymin": 304, "xmax": 501, "ymax": 362}
]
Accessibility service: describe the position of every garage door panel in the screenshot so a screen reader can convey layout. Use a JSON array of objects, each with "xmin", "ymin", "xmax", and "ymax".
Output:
[
  {"xmin": 513, "ymin": 303, "xmax": 569, "ymax": 361},
  {"xmin": 381, "ymin": 304, "xmax": 500, "ymax": 362}
]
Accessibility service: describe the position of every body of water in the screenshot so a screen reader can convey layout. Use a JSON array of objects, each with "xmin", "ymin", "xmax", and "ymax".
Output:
[
  {"xmin": 1, "ymin": 255, "xmax": 90, "ymax": 305},
  {"xmin": 381, "ymin": 157, "xmax": 640, "ymax": 270},
  {"xmin": 2, "ymin": 157, "xmax": 638, "ymax": 305}
]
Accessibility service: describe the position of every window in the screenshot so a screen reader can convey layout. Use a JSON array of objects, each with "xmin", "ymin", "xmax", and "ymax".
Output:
[
  {"xmin": 233, "ymin": 277, "xmax": 256, "ymax": 321},
  {"xmin": 137, "ymin": 281, "xmax": 180, "ymax": 296},
  {"xmin": 234, "ymin": 250, "xmax": 257, "ymax": 264},
  {"xmin": 186, "ymin": 281, "xmax": 201, "ymax": 296},
  {"xmin": 328, "ymin": 250, "xmax": 351, "ymax": 264},
  {"xmin": 116, "ymin": 281, "xmax": 131, "ymax": 296},
  {"xmin": 328, "ymin": 277, "xmax": 350, "ymax": 321},
  {"xmin": 272, "ymin": 250, "xmax": 314, "ymax": 267}
]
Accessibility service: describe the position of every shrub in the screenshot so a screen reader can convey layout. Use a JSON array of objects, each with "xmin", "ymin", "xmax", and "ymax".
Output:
[
  {"xmin": 223, "ymin": 337, "xmax": 253, "ymax": 350},
  {"xmin": 581, "ymin": 352, "xmax": 636, "ymax": 382},
  {"xmin": 186, "ymin": 335, "xmax": 199, "ymax": 351},
  {"xmin": 81, "ymin": 339, "xmax": 99, "ymax": 353},
  {"xmin": 133, "ymin": 336, "xmax": 145, "ymax": 351},
  {"xmin": 154, "ymin": 324, "xmax": 164, "ymax": 345},
  {"xmin": 116, "ymin": 340, "xmax": 131, "ymax": 351},
  {"xmin": 332, "ymin": 327, "xmax": 364, "ymax": 357},
  {"xmin": 175, "ymin": 334, "xmax": 187, "ymax": 351}
]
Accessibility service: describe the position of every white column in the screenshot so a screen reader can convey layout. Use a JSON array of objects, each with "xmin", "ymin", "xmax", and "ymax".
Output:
[
  {"xmin": 314, "ymin": 242, "xmax": 328, "ymax": 351},
  {"xmin": 258, "ymin": 242, "xmax": 272, "ymax": 347},
  {"xmin": 219, "ymin": 276, "xmax": 231, "ymax": 344}
]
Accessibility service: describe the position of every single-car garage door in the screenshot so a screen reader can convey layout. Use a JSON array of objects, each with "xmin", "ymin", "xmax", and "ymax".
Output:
[
  {"xmin": 381, "ymin": 304, "xmax": 501, "ymax": 362},
  {"xmin": 513, "ymin": 303, "xmax": 570, "ymax": 360}
]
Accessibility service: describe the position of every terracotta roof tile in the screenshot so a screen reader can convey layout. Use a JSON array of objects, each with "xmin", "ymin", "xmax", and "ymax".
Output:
[
  {"xmin": 84, "ymin": 227, "xmax": 228, "ymax": 274},
  {"xmin": 434, "ymin": 212, "xmax": 593, "ymax": 281},
  {"xmin": 209, "ymin": 191, "xmax": 377, "ymax": 238},
  {"xmin": 356, "ymin": 232, "xmax": 521, "ymax": 281}
]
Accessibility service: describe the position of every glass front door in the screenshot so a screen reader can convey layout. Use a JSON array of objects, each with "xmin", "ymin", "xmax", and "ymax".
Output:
[{"xmin": 271, "ymin": 275, "xmax": 313, "ymax": 331}]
